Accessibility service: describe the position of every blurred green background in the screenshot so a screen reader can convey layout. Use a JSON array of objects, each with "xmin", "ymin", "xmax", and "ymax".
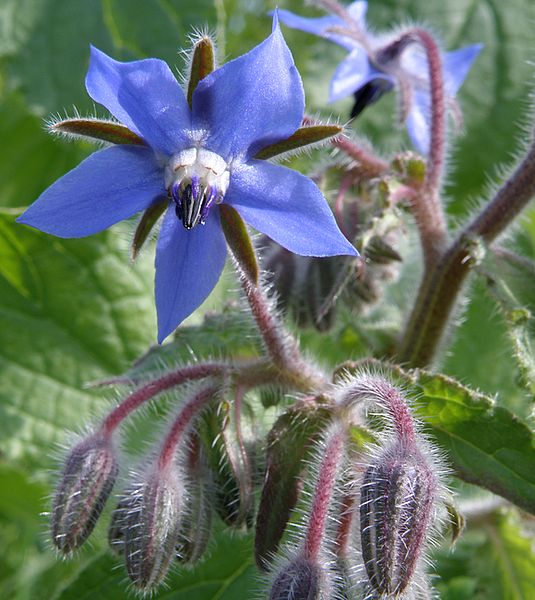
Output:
[{"xmin": 1, "ymin": 0, "xmax": 535, "ymax": 598}]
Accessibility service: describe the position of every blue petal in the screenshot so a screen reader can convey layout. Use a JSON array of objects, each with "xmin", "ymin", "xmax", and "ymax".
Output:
[
  {"xmin": 226, "ymin": 161, "xmax": 358, "ymax": 257},
  {"xmin": 276, "ymin": 9, "xmax": 354, "ymax": 51},
  {"xmin": 85, "ymin": 46, "xmax": 191, "ymax": 156},
  {"xmin": 347, "ymin": 1, "xmax": 368, "ymax": 29},
  {"xmin": 192, "ymin": 22, "xmax": 304, "ymax": 160},
  {"xmin": 443, "ymin": 44, "xmax": 483, "ymax": 96},
  {"xmin": 406, "ymin": 88, "xmax": 430, "ymax": 155},
  {"xmin": 329, "ymin": 48, "xmax": 392, "ymax": 102},
  {"xmin": 17, "ymin": 145, "xmax": 164, "ymax": 237},
  {"xmin": 155, "ymin": 207, "xmax": 227, "ymax": 343}
]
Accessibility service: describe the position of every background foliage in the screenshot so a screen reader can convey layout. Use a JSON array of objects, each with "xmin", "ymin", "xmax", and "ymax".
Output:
[{"xmin": 1, "ymin": 0, "xmax": 535, "ymax": 598}]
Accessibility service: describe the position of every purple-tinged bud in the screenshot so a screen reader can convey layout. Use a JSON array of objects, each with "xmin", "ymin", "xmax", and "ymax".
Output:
[
  {"xmin": 51, "ymin": 432, "xmax": 118, "ymax": 553},
  {"xmin": 108, "ymin": 492, "xmax": 136, "ymax": 556},
  {"xmin": 359, "ymin": 443, "xmax": 437, "ymax": 596},
  {"xmin": 123, "ymin": 465, "xmax": 184, "ymax": 591},
  {"xmin": 269, "ymin": 557, "xmax": 323, "ymax": 600},
  {"xmin": 175, "ymin": 435, "xmax": 213, "ymax": 565}
]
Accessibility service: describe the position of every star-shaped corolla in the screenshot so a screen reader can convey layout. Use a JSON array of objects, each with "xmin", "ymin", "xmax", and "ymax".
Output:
[
  {"xmin": 17, "ymin": 18, "xmax": 357, "ymax": 343},
  {"xmin": 277, "ymin": 1, "xmax": 482, "ymax": 154}
]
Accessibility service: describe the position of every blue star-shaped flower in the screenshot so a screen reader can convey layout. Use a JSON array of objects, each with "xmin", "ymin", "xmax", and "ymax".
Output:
[
  {"xmin": 277, "ymin": 1, "xmax": 482, "ymax": 154},
  {"xmin": 17, "ymin": 18, "xmax": 357, "ymax": 343}
]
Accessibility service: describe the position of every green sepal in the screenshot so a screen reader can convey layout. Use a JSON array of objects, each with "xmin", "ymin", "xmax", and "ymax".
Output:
[
  {"xmin": 198, "ymin": 397, "xmax": 255, "ymax": 529},
  {"xmin": 131, "ymin": 199, "xmax": 168, "ymax": 262},
  {"xmin": 254, "ymin": 125, "xmax": 342, "ymax": 160},
  {"xmin": 254, "ymin": 399, "xmax": 333, "ymax": 571},
  {"xmin": 50, "ymin": 118, "xmax": 145, "ymax": 146},
  {"xmin": 220, "ymin": 204, "xmax": 259, "ymax": 284},
  {"xmin": 187, "ymin": 37, "xmax": 216, "ymax": 108},
  {"xmin": 445, "ymin": 501, "xmax": 465, "ymax": 544}
]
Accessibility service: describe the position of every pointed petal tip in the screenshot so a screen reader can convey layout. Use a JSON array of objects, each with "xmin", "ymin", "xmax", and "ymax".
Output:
[{"xmin": 271, "ymin": 8, "xmax": 280, "ymax": 32}]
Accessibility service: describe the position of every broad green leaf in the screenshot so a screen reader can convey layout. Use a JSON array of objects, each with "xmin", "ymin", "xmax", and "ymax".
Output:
[
  {"xmin": 0, "ymin": 0, "xmax": 41, "ymax": 56},
  {"xmin": 482, "ymin": 247, "xmax": 535, "ymax": 400},
  {"xmin": 51, "ymin": 530, "xmax": 254, "ymax": 600},
  {"xmin": 474, "ymin": 512, "xmax": 535, "ymax": 600},
  {"xmin": 0, "ymin": 213, "xmax": 155, "ymax": 471},
  {"xmin": 442, "ymin": 280, "xmax": 520, "ymax": 404},
  {"xmin": 118, "ymin": 309, "xmax": 261, "ymax": 383},
  {"xmin": 0, "ymin": 93, "xmax": 88, "ymax": 209},
  {"xmin": 5, "ymin": 0, "xmax": 214, "ymax": 116},
  {"xmin": 338, "ymin": 360, "xmax": 535, "ymax": 514}
]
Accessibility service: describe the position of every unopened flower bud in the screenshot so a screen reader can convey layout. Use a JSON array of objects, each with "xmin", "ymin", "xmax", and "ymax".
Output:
[
  {"xmin": 359, "ymin": 443, "xmax": 437, "ymax": 596},
  {"xmin": 124, "ymin": 465, "xmax": 184, "ymax": 591},
  {"xmin": 51, "ymin": 432, "xmax": 118, "ymax": 553},
  {"xmin": 176, "ymin": 435, "xmax": 213, "ymax": 565},
  {"xmin": 269, "ymin": 557, "xmax": 323, "ymax": 600},
  {"xmin": 200, "ymin": 399, "xmax": 254, "ymax": 528},
  {"xmin": 108, "ymin": 492, "xmax": 135, "ymax": 556}
]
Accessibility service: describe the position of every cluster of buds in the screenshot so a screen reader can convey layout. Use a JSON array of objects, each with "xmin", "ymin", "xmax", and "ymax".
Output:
[
  {"xmin": 260, "ymin": 149, "xmax": 409, "ymax": 333},
  {"xmin": 264, "ymin": 374, "xmax": 445, "ymax": 599},
  {"xmin": 50, "ymin": 381, "xmax": 247, "ymax": 592}
]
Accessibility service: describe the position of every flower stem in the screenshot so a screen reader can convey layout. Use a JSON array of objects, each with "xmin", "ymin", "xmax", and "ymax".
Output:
[
  {"xmin": 158, "ymin": 385, "xmax": 218, "ymax": 469},
  {"xmin": 409, "ymin": 28, "xmax": 449, "ymax": 267},
  {"xmin": 332, "ymin": 136, "xmax": 389, "ymax": 179},
  {"xmin": 398, "ymin": 139, "xmax": 535, "ymax": 366},
  {"xmin": 303, "ymin": 426, "xmax": 346, "ymax": 561},
  {"xmin": 100, "ymin": 363, "xmax": 227, "ymax": 435}
]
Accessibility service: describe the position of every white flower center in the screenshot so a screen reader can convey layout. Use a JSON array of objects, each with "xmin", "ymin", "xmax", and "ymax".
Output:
[{"xmin": 165, "ymin": 147, "xmax": 231, "ymax": 229}]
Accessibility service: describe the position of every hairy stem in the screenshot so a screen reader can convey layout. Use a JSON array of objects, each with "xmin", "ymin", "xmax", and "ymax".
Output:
[
  {"xmin": 409, "ymin": 28, "xmax": 449, "ymax": 267},
  {"xmin": 240, "ymin": 273, "xmax": 327, "ymax": 389},
  {"xmin": 303, "ymin": 426, "xmax": 346, "ymax": 561},
  {"xmin": 101, "ymin": 363, "xmax": 228, "ymax": 435},
  {"xmin": 158, "ymin": 385, "xmax": 218, "ymax": 469},
  {"xmin": 398, "ymin": 140, "xmax": 535, "ymax": 366}
]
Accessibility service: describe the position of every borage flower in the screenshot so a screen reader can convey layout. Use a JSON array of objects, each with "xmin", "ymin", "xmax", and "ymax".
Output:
[
  {"xmin": 277, "ymin": 1, "xmax": 482, "ymax": 154},
  {"xmin": 17, "ymin": 17, "xmax": 357, "ymax": 343}
]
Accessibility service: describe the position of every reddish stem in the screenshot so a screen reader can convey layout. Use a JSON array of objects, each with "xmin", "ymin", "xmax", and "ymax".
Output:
[
  {"xmin": 303, "ymin": 427, "xmax": 346, "ymax": 561},
  {"xmin": 332, "ymin": 136, "xmax": 389, "ymax": 179},
  {"xmin": 409, "ymin": 28, "xmax": 449, "ymax": 266},
  {"xmin": 158, "ymin": 385, "xmax": 218, "ymax": 469},
  {"xmin": 100, "ymin": 363, "xmax": 227, "ymax": 435},
  {"xmin": 334, "ymin": 493, "xmax": 355, "ymax": 557}
]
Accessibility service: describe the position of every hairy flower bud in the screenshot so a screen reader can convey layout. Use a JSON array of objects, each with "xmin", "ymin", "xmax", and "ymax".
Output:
[
  {"xmin": 123, "ymin": 465, "xmax": 184, "ymax": 591},
  {"xmin": 175, "ymin": 435, "xmax": 213, "ymax": 565},
  {"xmin": 108, "ymin": 492, "xmax": 135, "ymax": 556},
  {"xmin": 199, "ymin": 399, "xmax": 254, "ymax": 528},
  {"xmin": 51, "ymin": 432, "xmax": 118, "ymax": 553},
  {"xmin": 269, "ymin": 557, "xmax": 323, "ymax": 600},
  {"xmin": 359, "ymin": 443, "xmax": 437, "ymax": 596}
]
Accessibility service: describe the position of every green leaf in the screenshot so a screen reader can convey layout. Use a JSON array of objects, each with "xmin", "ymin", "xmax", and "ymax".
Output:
[
  {"xmin": 118, "ymin": 309, "xmax": 261, "ymax": 384},
  {"xmin": 4, "ymin": 0, "xmax": 215, "ymax": 115},
  {"xmin": 0, "ymin": 93, "xmax": 88, "ymax": 209},
  {"xmin": 50, "ymin": 530, "xmax": 254, "ymax": 600},
  {"xmin": 482, "ymin": 247, "xmax": 535, "ymax": 400},
  {"xmin": 338, "ymin": 360, "xmax": 535, "ymax": 514},
  {"xmin": 0, "ymin": 213, "xmax": 156, "ymax": 470},
  {"xmin": 475, "ymin": 512, "xmax": 535, "ymax": 600}
]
